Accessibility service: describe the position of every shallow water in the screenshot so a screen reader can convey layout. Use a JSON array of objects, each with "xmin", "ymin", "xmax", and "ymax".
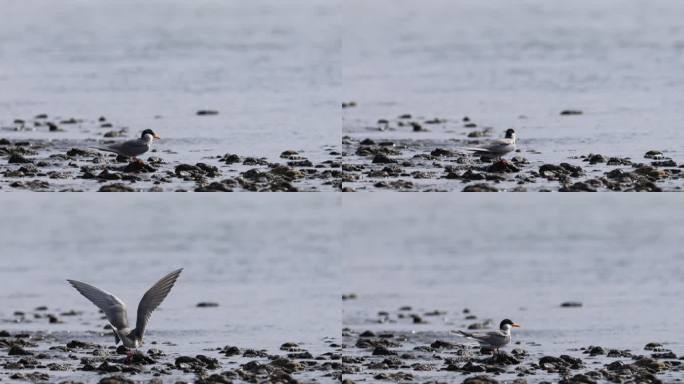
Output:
[
  {"xmin": 0, "ymin": 195, "xmax": 340, "ymax": 382},
  {"xmin": 0, "ymin": 0, "xmax": 340, "ymax": 165},
  {"xmin": 342, "ymin": 194, "xmax": 684, "ymax": 382},
  {"xmin": 343, "ymin": 0, "xmax": 684, "ymax": 191}
]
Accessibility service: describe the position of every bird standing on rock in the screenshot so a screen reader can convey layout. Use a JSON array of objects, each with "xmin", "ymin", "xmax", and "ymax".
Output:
[
  {"xmin": 67, "ymin": 268, "xmax": 182, "ymax": 352},
  {"xmin": 92, "ymin": 129, "xmax": 161, "ymax": 162},
  {"xmin": 454, "ymin": 318, "xmax": 521, "ymax": 354},
  {"xmin": 459, "ymin": 128, "xmax": 517, "ymax": 160}
]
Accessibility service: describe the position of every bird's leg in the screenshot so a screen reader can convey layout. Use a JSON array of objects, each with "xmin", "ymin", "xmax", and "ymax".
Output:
[{"xmin": 124, "ymin": 348, "xmax": 139, "ymax": 363}]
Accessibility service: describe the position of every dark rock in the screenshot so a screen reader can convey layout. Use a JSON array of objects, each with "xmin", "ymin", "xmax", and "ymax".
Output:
[
  {"xmin": 10, "ymin": 180, "xmax": 49, "ymax": 190},
  {"xmin": 67, "ymin": 340, "xmax": 95, "ymax": 349},
  {"xmin": 559, "ymin": 181, "xmax": 597, "ymax": 192},
  {"xmin": 195, "ymin": 180, "xmax": 235, "ymax": 192},
  {"xmin": 96, "ymin": 169, "xmax": 122, "ymax": 180},
  {"xmin": 280, "ymin": 150, "xmax": 299, "ymax": 158},
  {"xmin": 8, "ymin": 154, "xmax": 32, "ymax": 164},
  {"xmin": 586, "ymin": 346, "xmax": 606, "ymax": 356},
  {"xmin": 121, "ymin": 161, "xmax": 156, "ymax": 173},
  {"xmin": 463, "ymin": 375, "xmax": 499, "ymax": 384},
  {"xmin": 644, "ymin": 342, "xmax": 664, "ymax": 351},
  {"xmin": 482, "ymin": 351, "xmax": 520, "ymax": 365},
  {"xmin": 99, "ymin": 375, "xmax": 135, "ymax": 384},
  {"xmin": 98, "ymin": 183, "xmax": 135, "ymax": 192},
  {"xmin": 196, "ymin": 110, "xmax": 219, "ymax": 116},
  {"xmin": 66, "ymin": 148, "xmax": 93, "ymax": 157},
  {"xmin": 586, "ymin": 154, "xmax": 607, "ymax": 164},
  {"xmin": 372, "ymin": 346, "xmax": 396, "ymax": 356},
  {"xmin": 8, "ymin": 346, "xmax": 32, "ymax": 355},
  {"xmin": 221, "ymin": 345, "xmax": 240, "ymax": 356},
  {"xmin": 644, "ymin": 150, "xmax": 663, "ymax": 159},
  {"xmin": 372, "ymin": 154, "xmax": 396, "ymax": 164},
  {"xmin": 430, "ymin": 340, "xmax": 454, "ymax": 349},
  {"xmin": 280, "ymin": 342, "xmax": 298, "ymax": 351},
  {"xmin": 561, "ymin": 301, "xmax": 583, "ymax": 308},
  {"xmin": 486, "ymin": 160, "xmax": 520, "ymax": 173},
  {"xmin": 560, "ymin": 110, "xmax": 583, "ymax": 115},
  {"xmin": 431, "ymin": 148, "xmax": 453, "ymax": 157},
  {"xmin": 651, "ymin": 159, "xmax": 677, "ymax": 167},
  {"xmin": 196, "ymin": 302, "xmax": 219, "ymax": 308},
  {"xmin": 221, "ymin": 153, "xmax": 241, "ymax": 164},
  {"xmin": 463, "ymin": 183, "xmax": 498, "ymax": 192}
]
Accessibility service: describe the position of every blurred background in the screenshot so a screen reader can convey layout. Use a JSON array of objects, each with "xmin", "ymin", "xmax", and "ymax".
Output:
[
  {"xmin": 0, "ymin": 0, "xmax": 340, "ymax": 163},
  {"xmin": 0, "ymin": 194, "xmax": 340, "ymax": 354},
  {"xmin": 342, "ymin": 194, "xmax": 684, "ymax": 355}
]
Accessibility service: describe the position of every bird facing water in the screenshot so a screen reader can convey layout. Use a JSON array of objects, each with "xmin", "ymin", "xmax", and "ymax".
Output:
[
  {"xmin": 454, "ymin": 319, "xmax": 521, "ymax": 353},
  {"xmin": 67, "ymin": 268, "xmax": 182, "ymax": 349}
]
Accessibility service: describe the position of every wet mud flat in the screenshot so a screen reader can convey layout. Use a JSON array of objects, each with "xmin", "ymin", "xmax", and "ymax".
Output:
[
  {"xmin": 0, "ymin": 309, "xmax": 340, "ymax": 383},
  {"xmin": 341, "ymin": 306, "xmax": 683, "ymax": 384},
  {"xmin": 342, "ymin": 114, "xmax": 684, "ymax": 192},
  {"xmin": 0, "ymin": 115, "xmax": 341, "ymax": 192}
]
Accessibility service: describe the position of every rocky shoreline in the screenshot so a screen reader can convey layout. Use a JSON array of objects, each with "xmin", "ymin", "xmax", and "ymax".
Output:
[
  {"xmin": 0, "ymin": 114, "xmax": 341, "ymax": 192},
  {"xmin": 1, "ymin": 308, "xmax": 340, "ymax": 384},
  {"xmin": 341, "ymin": 305, "xmax": 683, "ymax": 383},
  {"xmin": 342, "ymin": 113, "xmax": 684, "ymax": 192}
]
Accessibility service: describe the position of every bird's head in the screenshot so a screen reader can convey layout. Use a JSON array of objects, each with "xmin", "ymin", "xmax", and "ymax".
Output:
[
  {"xmin": 141, "ymin": 129, "xmax": 161, "ymax": 141},
  {"xmin": 504, "ymin": 128, "xmax": 516, "ymax": 140},
  {"xmin": 500, "ymin": 318, "xmax": 521, "ymax": 331}
]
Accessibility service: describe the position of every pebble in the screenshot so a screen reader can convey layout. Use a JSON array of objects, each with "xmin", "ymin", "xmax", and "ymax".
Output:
[{"xmin": 196, "ymin": 302, "xmax": 219, "ymax": 308}]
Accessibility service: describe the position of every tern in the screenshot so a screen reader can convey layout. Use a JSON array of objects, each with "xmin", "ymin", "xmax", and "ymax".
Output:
[
  {"xmin": 459, "ymin": 128, "xmax": 517, "ymax": 160},
  {"xmin": 92, "ymin": 129, "xmax": 161, "ymax": 161},
  {"xmin": 67, "ymin": 268, "xmax": 182, "ymax": 349},
  {"xmin": 454, "ymin": 319, "xmax": 521, "ymax": 353}
]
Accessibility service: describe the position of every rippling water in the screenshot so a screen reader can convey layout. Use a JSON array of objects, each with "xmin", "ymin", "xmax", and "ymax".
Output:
[
  {"xmin": 0, "ymin": 0, "xmax": 340, "ymax": 163},
  {"xmin": 342, "ymin": 194, "xmax": 684, "ymax": 355},
  {"xmin": 0, "ymin": 195, "xmax": 340, "ymax": 355},
  {"xmin": 343, "ymin": 0, "xmax": 684, "ymax": 165}
]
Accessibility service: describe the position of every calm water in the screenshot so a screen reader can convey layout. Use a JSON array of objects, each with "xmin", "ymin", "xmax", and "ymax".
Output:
[
  {"xmin": 0, "ymin": 195, "xmax": 340, "ymax": 356},
  {"xmin": 343, "ymin": 0, "xmax": 684, "ymax": 166},
  {"xmin": 0, "ymin": 0, "xmax": 340, "ymax": 163},
  {"xmin": 342, "ymin": 194, "xmax": 684, "ymax": 356}
]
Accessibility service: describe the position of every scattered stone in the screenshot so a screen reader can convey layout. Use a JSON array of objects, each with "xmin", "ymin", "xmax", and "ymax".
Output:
[
  {"xmin": 98, "ymin": 183, "xmax": 135, "ymax": 192},
  {"xmin": 560, "ymin": 110, "xmax": 583, "ymax": 115},
  {"xmin": 196, "ymin": 302, "xmax": 219, "ymax": 308},
  {"xmin": 561, "ymin": 301, "xmax": 583, "ymax": 308},
  {"xmin": 196, "ymin": 110, "xmax": 219, "ymax": 116}
]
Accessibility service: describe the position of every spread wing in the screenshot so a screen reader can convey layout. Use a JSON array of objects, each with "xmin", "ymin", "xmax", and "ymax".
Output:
[
  {"xmin": 67, "ymin": 280, "xmax": 129, "ymax": 330},
  {"xmin": 134, "ymin": 268, "xmax": 182, "ymax": 338}
]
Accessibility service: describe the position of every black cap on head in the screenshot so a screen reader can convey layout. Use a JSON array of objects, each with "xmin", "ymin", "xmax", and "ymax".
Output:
[
  {"xmin": 505, "ymin": 128, "xmax": 515, "ymax": 138},
  {"xmin": 500, "ymin": 319, "xmax": 515, "ymax": 329},
  {"xmin": 141, "ymin": 129, "xmax": 156, "ymax": 138}
]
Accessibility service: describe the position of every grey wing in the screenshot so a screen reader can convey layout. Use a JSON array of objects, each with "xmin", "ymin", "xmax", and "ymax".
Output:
[
  {"xmin": 67, "ymin": 280, "xmax": 129, "ymax": 330},
  {"xmin": 114, "ymin": 139, "xmax": 149, "ymax": 157},
  {"xmin": 470, "ymin": 330, "xmax": 508, "ymax": 346},
  {"xmin": 480, "ymin": 139, "xmax": 512, "ymax": 153},
  {"xmin": 134, "ymin": 268, "xmax": 183, "ymax": 337}
]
